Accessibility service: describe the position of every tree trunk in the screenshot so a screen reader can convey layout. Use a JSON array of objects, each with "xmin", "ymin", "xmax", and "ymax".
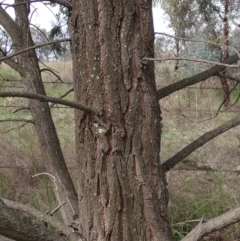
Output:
[
  {"xmin": 69, "ymin": 0, "xmax": 172, "ymax": 240},
  {"xmin": 12, "ymin": 0, "xmax": 78, "ymax": 225}
]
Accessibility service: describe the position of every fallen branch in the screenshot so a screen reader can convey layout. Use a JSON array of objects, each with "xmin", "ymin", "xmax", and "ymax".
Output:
[
  {"xmin": 181, "ymin": 206, "xmax": 240, "ymax": 241},
  {"xmin": 0, "ymin": 199, "xmax": 68, "ymax": 241},
  {"xmin": 1, "ymin": 198, "xmax": 83, "ymax": 241}
]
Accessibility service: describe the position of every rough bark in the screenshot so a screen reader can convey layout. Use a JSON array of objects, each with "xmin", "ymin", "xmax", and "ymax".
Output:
[
  {"xmin": 157, "ymin": 53, "xmax": 239, "ymax": 99},
  {"xmin": 69, "ymin": 0, "xmax": 172, "ymax": 240},
  {"xmin": 0, "ymin": 1, "xmax": 78, "ymax": 226}
]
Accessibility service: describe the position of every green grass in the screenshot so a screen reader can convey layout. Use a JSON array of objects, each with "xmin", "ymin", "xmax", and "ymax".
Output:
[
  {"xmin": 0, "ymin": 62, "xmax": 75, "ymax": 217},
  {"xmin": 168, "ymin": 171, "xmax": 239, "ymax": 240},
  {"xmin": 0, "ymin": 172, "xmax": 7, "ymax": 198}
]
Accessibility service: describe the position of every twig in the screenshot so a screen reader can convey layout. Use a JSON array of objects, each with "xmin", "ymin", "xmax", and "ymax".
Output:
[
  {"xmin": 0, "ymin": 118, "xmax": 33, "ymax": 124},
  {"xmin": 157, "ymin": 53, "xmax": 239, "ymax": 99},
  {"xmin": 154, "ymin": 32, "xmax": 240, "ymax": 59},
  {"xmin": 218, "ymin": 73, "xmax": 240, "ymax": 83},
  {"xmin": 0, "ymin": 38, "xmax": 71, "ymax": 62},
  {"xmin": 143, "ymin": 57, "xmax": 240, "ymax": 68},
  {"xmin": 1, "ymin": 122, "xmax": 29, "ymax": 133},
  {"xmin": 50, "ymin": 88, "xmax": 73, "ymax": 108},
  {"xmin": 41, "ymin": 68, "xmax": 63, "ymax": 83},
  {"xmin": 48, "ymin": 202, "xmax": 66, "ymax": 216}
]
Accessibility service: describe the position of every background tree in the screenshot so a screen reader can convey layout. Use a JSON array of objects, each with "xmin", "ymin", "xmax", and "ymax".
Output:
[
  {"xmin": 0, "ymin": 0, "xmax": 240, "ymax": 241},
  {"xmin": 160, "ymin": 0, "xmax": 240, "ymax": 105}
]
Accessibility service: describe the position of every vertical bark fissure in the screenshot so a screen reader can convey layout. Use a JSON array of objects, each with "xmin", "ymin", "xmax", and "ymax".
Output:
[{"xmin": 70, "ymin": 0, "xmax": 173, "ymax": 240}]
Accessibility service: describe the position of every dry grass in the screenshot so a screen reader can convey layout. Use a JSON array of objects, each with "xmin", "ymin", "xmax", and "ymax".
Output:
[
  {"xmin": 0, "ymin": 61, "xmax": 240, "ymax": 239},
  {"xmin": 157, "ymin": 69, "xmax": 240, "ymax": 240}
]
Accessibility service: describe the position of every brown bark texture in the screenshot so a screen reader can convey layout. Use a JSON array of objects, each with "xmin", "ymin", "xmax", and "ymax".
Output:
[{"xmin": 69, "ymin": 0, "xmax": 172, "ymax": 240}]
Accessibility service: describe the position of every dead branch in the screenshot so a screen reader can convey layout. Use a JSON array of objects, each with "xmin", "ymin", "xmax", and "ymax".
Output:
[
  {"xmin": 48, "ymin": 202, "xmax": 66, "ymax": 216},
  {"xmin": 0, "ymin": 91, "xmax": 95, "ymax": 113},
  {"xmin": 1, "ymin": 198, "xmax": 82, "ymax": 241},
  {"xmin": 143, "ymin": 57, "xmax": 239, "ymax": 68},
  {"xmin": 0, "ymin": 0, "xmax": 72, "ymax": 9},
  {"xmin": 157, "ymin": 53, "xmax": 239, "ymax": 99},
  {"xmin": 219, "ymin": 73, "xmax": 240, "ymax": 83},
  {"xmin": 0, "ymin": 118, "xmax": 34, "ymax": 124},
  {"xmin": 50, "ymin": 88, "xmax": 74, "ymax": 108},
  {"xmin": 181, "ymin": 206, "xmax": 240, "ymax": 241},
  {"xmin": 0, "ymin": 38, "xmax": 71, "ymax": 62},
  {"xmin": 161, "ymin": 114, "xmax": 240, "ymax": 172},
  {"xmin": 41, "ymin": 68, "xmax": 64, "ymax": 83},
  {"xmin": 155, "ymin": 32, "xmax": 240, "ymax": 58}
]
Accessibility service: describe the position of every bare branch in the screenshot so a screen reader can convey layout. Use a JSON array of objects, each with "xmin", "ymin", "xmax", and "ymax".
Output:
[
  {"xmin": 155, "ymin": 32, "xmax": 240, "ymax": 59},
  {"xmin": 181, "ymin": 207, "xmax": 240, "ymax": 241},
  {"xmin": 143, "ymin": 57, "xmax": 240, "ymax": 68},
  {"xmin": 0, "ymin": 91, "xmax": 95, "ymax": 113},
  {"xmin": 0, "ymin": 118, "xmax": 34, "ymax": 124},
  {"xmin": 0, "ymin": 6, "xmax": 23, "ymax": 44},
  {"xmin": 0, "ymin": 38, "xmax": 71, "ymax": 62},
  {"xmin": 0, "ymin": 200, "xmax": 67, "ymax": 241},
  {"xmin": 48, "ymin": 202, "xmax": 66, "ymax": 216},
  {"xmin": 0, "ymin": 53, "xmax": 23, "ymax": 74},
  {"xmin": 46, "ymin": 0, "xmax": 72, "ymax": 8},
  {"xmin": 1, "ymin": 198, "xmax": 82, "ymax": 241},
  {"xmin": 1, "ymin": 0, "xmax": 72, "ymax": 9},
  {"xmin": 41, "ymin": 68, "xmax": 64, "ymax": 83},
  {"xmin": 157, "ymin": 53, "xmax": 239, "ymax": 99},
  {"xmin": 219, "ymin": 73, "xmax": 240, "ymax": 83},
  {"xmin": 50, "ymin": 88, "xmax": 73, "ymax": 108},
  {"xmin": 1, "ymin": 122, "xmax": 30, "ymax": 134},
  {"xmin": 161, "ymin": 114, "xmax": 240, "ymax": 172}
]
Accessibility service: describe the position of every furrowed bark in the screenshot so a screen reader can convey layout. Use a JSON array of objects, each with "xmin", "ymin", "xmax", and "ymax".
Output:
[{"xmin": 69, "ymin": 0, "xmax": 172, "ymax": 240}]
